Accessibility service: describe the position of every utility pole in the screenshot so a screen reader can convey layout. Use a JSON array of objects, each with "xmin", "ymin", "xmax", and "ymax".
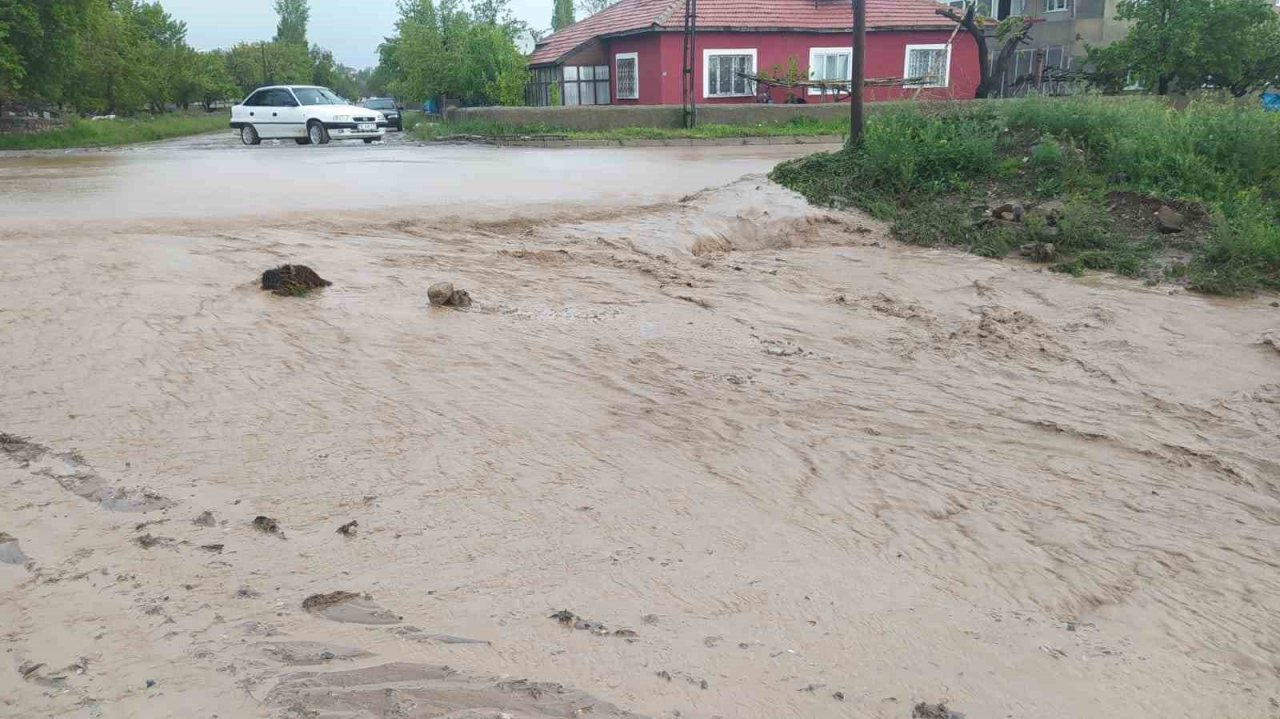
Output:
[
  {"xmin": 682, "ymin": 0, "xmax": 697, "ymax": 129},
  {"xmin": 849, "ymin": 0, "xmax": 866, "ymax": 145}
]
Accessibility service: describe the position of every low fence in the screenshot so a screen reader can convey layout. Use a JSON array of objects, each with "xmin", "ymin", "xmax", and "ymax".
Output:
[{"xmin": 446, "ymin": 103, "xmax": 858, "ymax": 131}]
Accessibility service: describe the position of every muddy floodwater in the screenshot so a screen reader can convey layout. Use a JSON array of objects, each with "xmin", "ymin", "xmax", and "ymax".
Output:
[{"xmin": 1, "ymin": 135, "xmax": 1278, "ymax": 719}]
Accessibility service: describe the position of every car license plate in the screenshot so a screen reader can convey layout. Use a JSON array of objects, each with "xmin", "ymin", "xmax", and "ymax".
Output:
[{"xmin": 358, "ymin": 123, "xmax": 375, "ymax": 131}]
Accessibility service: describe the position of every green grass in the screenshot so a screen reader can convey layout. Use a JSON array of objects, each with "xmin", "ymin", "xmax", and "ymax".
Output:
[
  {"xmin": 770, "ymin": 96, "xmax": 1280, "ymax": 295},
  {"xmin": 0, "ymin": 113, "xmax": 230, "ymax": 151},
  {"xmin": 412, "ymin": 114, "xmax": 852, "ymax": 142}
]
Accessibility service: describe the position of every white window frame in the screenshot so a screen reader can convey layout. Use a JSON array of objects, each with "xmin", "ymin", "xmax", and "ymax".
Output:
[
  {"xmin": 1045, "ymin": 0, "xmax": 1068, "ymax": 12},
  {"xmin": 615, "ymin": 52, "xmax": 639, "ymax": 100},
  {"xmin": 808, "ymin": 46, "xmax": 853, "ymax": 95},
  {"xmin": 903, "ymin": 44, "xmax": 952, "ymax": 88},
  {"xmin": 703, "ymin": 48, "xmax": 758, "ymax": 98}
]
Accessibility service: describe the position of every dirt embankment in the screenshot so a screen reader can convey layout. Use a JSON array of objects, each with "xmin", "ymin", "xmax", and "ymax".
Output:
[{"xmin": 1, "ymin": 176, "xmax": 1278, "ymax": 719}]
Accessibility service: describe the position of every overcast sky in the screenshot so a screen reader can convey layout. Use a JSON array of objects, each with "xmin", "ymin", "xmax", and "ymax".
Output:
[{"xmin": 163, "ymin": 0, "xmax": 553, "ymax": 69}]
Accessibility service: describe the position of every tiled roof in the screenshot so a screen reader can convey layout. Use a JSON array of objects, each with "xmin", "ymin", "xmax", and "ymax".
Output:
[{"xmin": 531, "ymin": 0, "xmax": 954, "ymax": 65}]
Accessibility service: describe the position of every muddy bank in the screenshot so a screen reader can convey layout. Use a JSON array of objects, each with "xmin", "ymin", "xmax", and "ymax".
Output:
[{"xmin": 0, "ymin": 167, "xmax": 1277, "ymax": 719}]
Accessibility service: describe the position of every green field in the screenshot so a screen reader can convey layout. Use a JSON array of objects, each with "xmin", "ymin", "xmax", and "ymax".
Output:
[
  {"xmin": 771, "ymin": 96, "xmax": 1280, "ymax": 295},
  {"xmin": 0, "ymin": 113, "xmax": 230, "ymax": 151}
]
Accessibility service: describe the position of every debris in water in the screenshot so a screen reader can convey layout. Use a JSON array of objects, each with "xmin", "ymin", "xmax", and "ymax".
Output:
[
  {"xmin": 134, "ymin": 534, "xmax": 170, "ymax": 549},
  {"xmin": 912, "ymin": 702, "xmax": 958, "ymax": 719},
  {"xmin": 260, "ymin": 265, "xmax": 331, "ymax": 296},
  {"xmin": 303, "ymin": 591, "xmax": 402, "ymax": 624},
  {"xmin": 336, "ymin": 520, "xmax": 358, "ymax": 537},
  {"xmin": 252, "ymin": 516, "xmax": 281, "ymax": 535},
  {"xmin": 548, "ymin": 609, "xmax": 630, "ymax": 637},
  {"xmin": 428, "ymin": 281, "xmax": 473, "ymax": 309},
  {"xmin": 640, "ymin": 614, "xmax": 659, "ymax": 625},
  {"xmin": 193, "ymin": 511, "xmax": 216, "ymax": 527},
  {"xmin": 833, "ymin": 691, "xmax": 845, "ymax": 701},
  {"xmin": 198, "ymin": 543, "xmax": 224, "ymax": 553},
  {"xmin": 145, "ymin": 679, "xmax": 156, "ymax": 689}
]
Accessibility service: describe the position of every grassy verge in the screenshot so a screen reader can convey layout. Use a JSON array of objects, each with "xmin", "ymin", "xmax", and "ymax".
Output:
[
  {"xmin": 413, "ymin": 115, "xmax": 850, "ymax": 141},
  {"xmin": 0, "ymin": 113, "xmax": 229, "ymax": 151},
  {"xmin": 770, "ymin": 97, "xmax": 1280, "ymax": 295}
]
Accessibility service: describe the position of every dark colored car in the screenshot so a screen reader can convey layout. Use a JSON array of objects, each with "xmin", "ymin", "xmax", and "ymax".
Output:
[{"xmin": 363, "ymin": 98, "xmax": 403, "ymax": 131}]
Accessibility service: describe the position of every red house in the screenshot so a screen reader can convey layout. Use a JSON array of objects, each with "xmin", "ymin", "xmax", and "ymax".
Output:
[{"xmin": 527, "ymin": 0, "xmax": 980, "ymax": 106}]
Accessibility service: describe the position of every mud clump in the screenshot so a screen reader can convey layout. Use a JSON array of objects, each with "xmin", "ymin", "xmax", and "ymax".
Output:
[
  {"xmin": 260, "ymin": 265, "xmax": 331, "ymax": 297},
  {"xmin": 428, "ymin": 281, "xmax": 473, "ymax": 309}
]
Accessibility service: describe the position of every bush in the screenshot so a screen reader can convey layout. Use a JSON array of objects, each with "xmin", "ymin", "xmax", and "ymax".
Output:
[
  {"xmin": 772, "ymin": 96, "xmax": 1280, "ymax": 295},
  {"xmin": 0, "ymin": 113, "xmax": 229, "ymax": 151}
]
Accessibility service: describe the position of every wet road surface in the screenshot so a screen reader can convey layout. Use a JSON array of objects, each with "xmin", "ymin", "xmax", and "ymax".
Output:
[
  {"xmin": 0, "ymin": 131, "xmax": 836, "ymax": 228},
  {"xmin": 2, "ymin": 130, "xmax": 1278, "ymax": 719}
]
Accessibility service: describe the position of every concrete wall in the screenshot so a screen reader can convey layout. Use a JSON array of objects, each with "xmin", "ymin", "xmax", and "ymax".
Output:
[
  {"xmin": 0, "ymin": 117, "xmax": 66, "ymax": 135},
  {"xmin": 448, "ymin": 101, "xmax": 948, "ymax": 131}
]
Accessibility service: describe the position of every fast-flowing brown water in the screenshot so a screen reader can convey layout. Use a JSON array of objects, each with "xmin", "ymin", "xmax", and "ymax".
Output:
[{"xmin": 1, "ymin": 137, "xmax": 1277, "ymax": 719}]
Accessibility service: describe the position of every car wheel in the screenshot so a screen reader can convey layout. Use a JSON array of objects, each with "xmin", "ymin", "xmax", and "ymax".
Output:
[
  {"xmin": 362, "ymin": 138, "xmax": 376, "ymax": 144},
  {"xmin": 295, "ymin": 137, "xmax": 310, "ymax": 146},
  {"xmin": 240, "ymin": 125, "xmax": 261, "ymax": 146},
  {"xmin": 307, "ymin": 121, "xmax": 330, "ymax": 146}
]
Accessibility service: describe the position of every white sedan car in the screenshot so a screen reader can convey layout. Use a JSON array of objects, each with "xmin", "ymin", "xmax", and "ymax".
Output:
[{"xmin": 230, "ymin": 85, "xmax": 387, "ymax": 146}]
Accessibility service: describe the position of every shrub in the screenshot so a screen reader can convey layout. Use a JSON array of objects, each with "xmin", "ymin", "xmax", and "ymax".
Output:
[{"xmin": 772, "ymin": 96, "xmax": 1280, "ymax": 295}]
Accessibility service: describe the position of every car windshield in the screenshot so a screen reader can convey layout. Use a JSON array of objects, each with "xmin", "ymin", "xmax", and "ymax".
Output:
[
  {"xmin": 365, "ymin": 99, "xmax": 396, "ymax": 110},
  {"xmin": 293, "ymin": 88, "xmax": 344, "ymax": 106}
]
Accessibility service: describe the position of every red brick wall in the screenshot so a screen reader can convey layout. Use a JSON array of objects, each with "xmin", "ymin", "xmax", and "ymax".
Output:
[{"xmin": 603, "ymin": 29, "xmax": 980, "ymax": 104}]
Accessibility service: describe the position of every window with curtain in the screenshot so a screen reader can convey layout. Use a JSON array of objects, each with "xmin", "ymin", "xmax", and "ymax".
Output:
[
  {"xmin": 808, "ymin": 47, "xmax": 852, "ymax": 95},
  {"xmin": 616, "ymin": 53, "xmax": 638, "ymax": 100},
  {"xmin": 705, "ymin": 50, "xmax": 756, "ymax": 97},
  {"xmin": 903, "ymin": 45, "xmax": 950, "ymax": 88},
  {"xmin": 561, "ymin": 65, "xmax": 610, "ymax": 106}
]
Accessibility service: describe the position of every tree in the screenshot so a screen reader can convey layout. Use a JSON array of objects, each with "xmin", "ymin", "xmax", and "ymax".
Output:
[
  {"xmin": 551, "ymin": 0, "xmax": 574, "ymax": 30},
  {"xmin": 274, "ymin": 0, "xmax": 309, "ymax": 46},
  {"xmin": 936, "ymin": 3, "xmax": 1034, "ymax": 99},
  {"xmin": 377, "ymin": 0, "xmax": 528, "ymax": 106},
  {"xmin": 0, "ymin": 0, "xmax": 95, "ymax": 108},
  {"xmin": 225, "ymin": 40, "xmax": 311, "ymax": 95},
  {"xmin": 1086, "ymin": 0, "xmax": 1280, "ymax": 96},
  {"xmin": 576, "ymin": 0, "xmax": 612, "ymax": 16}
]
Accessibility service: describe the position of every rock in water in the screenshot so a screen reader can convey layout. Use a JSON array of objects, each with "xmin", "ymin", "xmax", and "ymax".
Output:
[
  {"xmin": 428, "ymin": 282, "xmax": 473, "ymax": 309},
  {"xmin": 261, "ymin": 265, "xmax": 332, "ymax": 296},
  {"xmin": 1155, "ymin": 206, "xmax": 1186, "ymax": 234},
  {"xmin": 428, "ymin": 282, "xmax": 455, "ymax": 306},
  {"xmin": 447, "ymin": 289, "xmax": 473, "ymax": 308}
]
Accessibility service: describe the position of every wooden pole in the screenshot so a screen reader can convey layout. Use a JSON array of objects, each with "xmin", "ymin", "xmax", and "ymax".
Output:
[{"xmin": 849, "ymin": 0, "xmax": 866, "ymax": 145}]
